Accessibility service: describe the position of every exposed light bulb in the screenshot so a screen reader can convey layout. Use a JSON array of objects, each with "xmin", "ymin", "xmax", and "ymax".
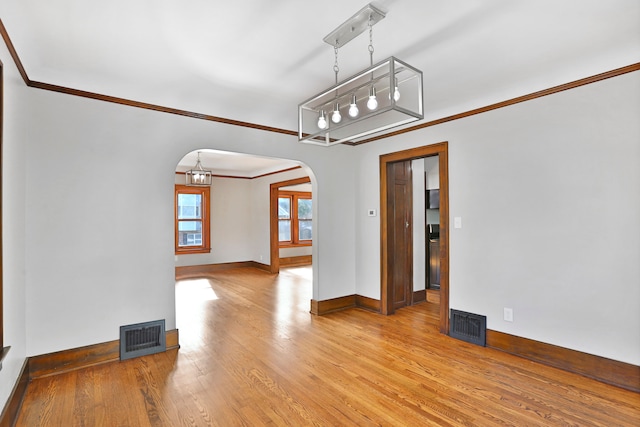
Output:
[
  {"xmin": 367, "ymin": 86, "xmax": 378, "ymax": 110},
  {"xmin": 393, "ymin": 78, "xmax": 401, "ymax": 102},
  {"xmin": 331, "ymin": 102, "xmax": 342, "ymax": 123},
  {"xmin": 348, "ymin": 94, "xmax": 359, "ymax": 118},
  {"xmin": 317, "ymin": 110, "xmax": 327, "ymax": 130}
]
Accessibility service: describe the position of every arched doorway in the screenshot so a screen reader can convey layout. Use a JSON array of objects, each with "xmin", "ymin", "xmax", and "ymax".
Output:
[{"xmin": 174, "ymin": 148, "xmax": 316, "ymax": 281}]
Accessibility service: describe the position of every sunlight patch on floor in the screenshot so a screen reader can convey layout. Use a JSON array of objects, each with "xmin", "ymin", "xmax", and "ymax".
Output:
[
  {"xmin": 176, "ymin": 278, "xmax": 219, "ymax": 301},
  {"xmin": 175, "ymin": 278, "xmax": 219, "ymax": 346},
  {"xmin": 281, "ymin": 266, "xmax": 312, "ymax": 280}
]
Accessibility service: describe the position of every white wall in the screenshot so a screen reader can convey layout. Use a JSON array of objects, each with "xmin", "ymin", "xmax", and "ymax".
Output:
[
  {"xmin": 24, "ymin": 96, "xmax": 179, "ymax": 356},
  {"xmin": 0, "ymin": 47, "xmax": 28, "ymax": 409},
  {"xmin": 280, "ymin": 246, "xmax": 313, "ymax": 258},
  {"xmin": 355, "ymin": 71, "xmax": 640, "ymax": 365},
  {"xmin": 425, "ymin": 156, "xmax": 439, "ymax": 190},
  {"xmin": 19, "ymin": 81, "xmax": 356, "ymax": 356},
  {"xmin": 425, "ymin": 157, "xmax": 439, "ymax": 224},
  {"xmin": 2, "ymin": 38, "xmax": 637, "ymax": 417},
  {"xmin": 412, "ymin": 159, "xmax": 426, "ymax": 292}
]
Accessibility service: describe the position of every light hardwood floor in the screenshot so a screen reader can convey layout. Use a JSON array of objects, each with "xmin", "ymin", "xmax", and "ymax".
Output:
[{"xmin": 16, "ymin": 267, "xmax": 640, "ymax": 426}]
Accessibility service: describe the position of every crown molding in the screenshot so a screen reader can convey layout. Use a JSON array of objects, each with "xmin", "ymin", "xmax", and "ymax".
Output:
[
  {"xmin": 2, "ymin": 19, "xmax": 638, "ymax": 146},
  {"xmin": 353, "ymin": 62, "xmax": 640, "ymax": 145},
  {"xmin": 175, "ymin": 165, "xmax": 302, "ymax": 180},
  {"xmin": 0, "ymin": 19, "xmax": 296, "ymax": 138}
]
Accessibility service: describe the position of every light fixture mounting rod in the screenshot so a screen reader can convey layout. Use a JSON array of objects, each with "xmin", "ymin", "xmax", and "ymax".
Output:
[{"xmin": 323, "ymin": 3, "xmax": 386, "ymax": 48}]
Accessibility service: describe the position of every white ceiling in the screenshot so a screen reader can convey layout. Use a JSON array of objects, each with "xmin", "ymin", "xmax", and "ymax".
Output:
[
  {"xmin": 176, "ymin": 149, "xmax": 300, "ymax": 178},
  {"xmin": 2, "ymin": 0, "xmax": 639, "ymax": 173}
]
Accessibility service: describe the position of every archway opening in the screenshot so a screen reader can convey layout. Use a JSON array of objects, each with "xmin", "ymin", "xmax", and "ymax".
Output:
[{"xmin": 172, "ymin": 149, "xmax": 318, "ymax": 334}]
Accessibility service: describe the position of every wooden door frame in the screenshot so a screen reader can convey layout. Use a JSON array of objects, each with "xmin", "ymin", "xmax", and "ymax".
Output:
[
  {"xmin": 269, "ymin": 176, "xmax": 311, "ymax": 274},
  {"xmin": 380, "ymin": 142, "xmax": 450, "ymax": 334}
]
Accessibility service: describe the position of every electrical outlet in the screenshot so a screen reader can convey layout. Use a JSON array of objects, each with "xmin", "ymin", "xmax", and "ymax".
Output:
[{"xmin": 504, "ymin": 307, "xmax": 513, "ymax": 322}]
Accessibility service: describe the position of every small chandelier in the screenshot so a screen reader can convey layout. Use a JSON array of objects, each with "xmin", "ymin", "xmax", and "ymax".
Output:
[
  {"xmin": 185, "ymin": 152, "xmax": 212, "ymax": 186},
  {"xmin": 299, "ymin": 3, "xmax": 423, "ymax": 146}
]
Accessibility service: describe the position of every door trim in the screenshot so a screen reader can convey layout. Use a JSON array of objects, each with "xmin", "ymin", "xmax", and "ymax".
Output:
[
  {"xmin": 269, "ymin": 176, "xmax": 311, "ymax": 274},
  {"xmin": 380, "ymin": 142, "xmax": 450, "ymax": 334}
]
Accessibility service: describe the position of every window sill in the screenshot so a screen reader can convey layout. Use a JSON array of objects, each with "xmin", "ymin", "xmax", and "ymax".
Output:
[
  {"xmin": 175, "ymin": 248, "xmax": 212, "ymax": 256},
  {"xmin": 279, "ymin": 242, "xmax": 312, "ymax": 248}
]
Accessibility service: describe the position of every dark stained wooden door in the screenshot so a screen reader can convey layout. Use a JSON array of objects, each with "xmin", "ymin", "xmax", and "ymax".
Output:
[{"xmin": 387, "ymin": 161, "xmax": 413, "ymax": 311}]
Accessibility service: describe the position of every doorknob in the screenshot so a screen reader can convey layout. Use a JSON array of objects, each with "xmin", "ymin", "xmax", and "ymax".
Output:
[{"xmin": 405, "ymin": 221, "xmax": 409, "ymax": 228}]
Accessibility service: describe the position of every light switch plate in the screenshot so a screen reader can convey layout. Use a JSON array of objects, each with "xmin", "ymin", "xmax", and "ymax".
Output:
[
  {"xmin": 504, "ymin": 307, "xmax": 513, "ymax": 322},
  {"xmin": 368, "ymin": 209, "xmax": 377, "ymax": 217},
  {"xmin": 454, "ymin": 217, "xmax": 462, "ymax": 229}
]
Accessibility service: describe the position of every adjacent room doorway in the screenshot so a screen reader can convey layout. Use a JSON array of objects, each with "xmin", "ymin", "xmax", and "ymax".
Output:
[
  {"xmin": 380, "ymin": 142, "xmax": 450, "ymax": 334},
  {"xmin": 269, "ymin": 176, "xmax": 312, "ymax": 274}
]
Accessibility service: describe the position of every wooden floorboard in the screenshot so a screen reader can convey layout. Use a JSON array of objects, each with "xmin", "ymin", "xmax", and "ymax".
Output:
[{"xmin": 16, "ymin": 266, "xmax": 640, "ymax": 426}]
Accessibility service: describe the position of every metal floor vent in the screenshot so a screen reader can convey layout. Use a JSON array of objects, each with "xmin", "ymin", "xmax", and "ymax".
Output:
[
  {"xmin": 450, "ymin": 309, "xmax": 486, "ymax": 346},
  {"xmin": 120, "ymin": 319, "xmax": 166, "ymax": 360}
]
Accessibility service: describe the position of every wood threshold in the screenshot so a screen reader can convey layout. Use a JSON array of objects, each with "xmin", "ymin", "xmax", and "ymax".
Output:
[{"xmin": 426, "ymin": 289, "xmax": 440, "ymax": 304}]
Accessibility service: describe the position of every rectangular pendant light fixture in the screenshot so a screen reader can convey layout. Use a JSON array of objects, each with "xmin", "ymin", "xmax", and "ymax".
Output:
[{"xmin": 298, "ymin": 4, "xmax": 423, "ymax": 146}]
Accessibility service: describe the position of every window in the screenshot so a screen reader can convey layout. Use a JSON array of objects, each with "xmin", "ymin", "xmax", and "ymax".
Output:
[
  {"xmin": 175, "ymin": 185, "xmax": 210, "ymax": 254},
  {"xmin": 278, "ymin": 191, "xmax": 312, "ymax": 246}
]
